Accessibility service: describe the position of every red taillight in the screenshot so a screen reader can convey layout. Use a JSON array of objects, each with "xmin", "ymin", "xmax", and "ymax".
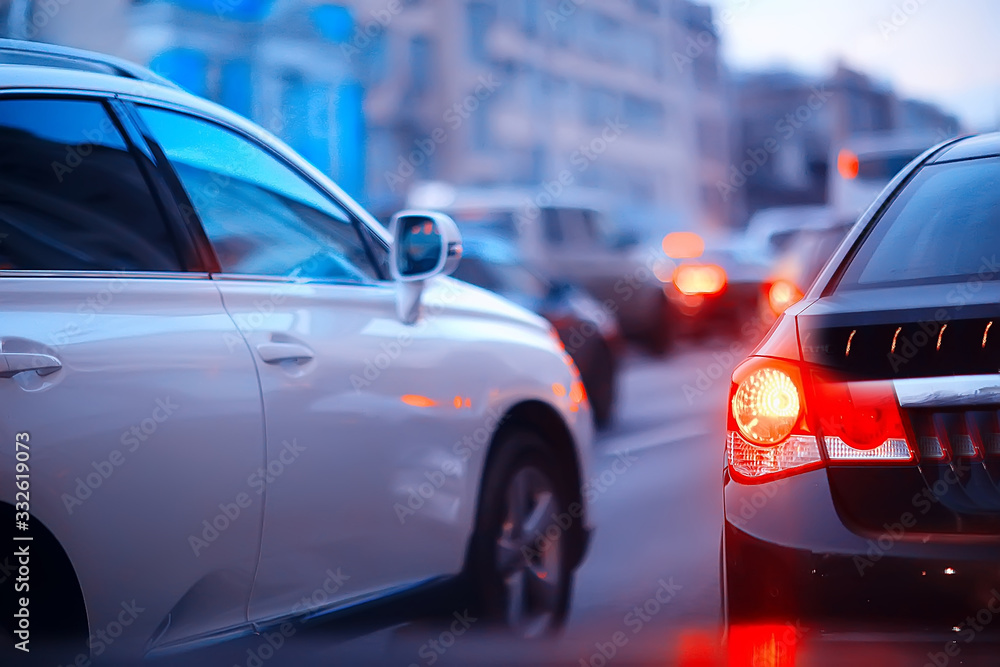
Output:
[
  {"xmin": 767, "ymin": 280, "xmax": 803, "ymax": 317},
  {"xmin": 837, "ymin": 149, "xmax": 859, "ymax": 180},
  {"xmin": 727, "ymin": 356, "xmax": 822, "ymax": 483},
  {"xmin": 810, "ymin": 373, "xmax": 913, "ymax": 464},
  {"xmin": 727, "ymin": 317, "xmax": 917, "ymax": 483},
  {"xmin": 675, "ymin": 264, "xmax": 727, "ymax": 296}
]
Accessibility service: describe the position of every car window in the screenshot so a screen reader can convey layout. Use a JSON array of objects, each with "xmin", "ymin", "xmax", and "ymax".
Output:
[
  {"xmin": 557, "ymin": 209, "xmax": 589, "ymax": 245},
  {"xmin": 0, "ymin": 97, "xmax": 182, "ymax": 272},
  {"xmin": 452, "ymin": 256, "xmax": 503, "ymax": 293},
  {"xmin": 857, "ymin": 152, "xmax": 922, "ymax": 181},
  {"xmin": 138, "ymin": 106, "xmax": 379, "ymax": 283},
  {"xmin": 839, "ymin": 157, "xmax": 1000, "ymax": 289},
  {"xmin": 542, "ymin": 208, "xmax": 564, "ymax": 244}
]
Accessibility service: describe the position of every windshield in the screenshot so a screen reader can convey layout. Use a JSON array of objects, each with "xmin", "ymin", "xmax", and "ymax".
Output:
[{"xmin": 839, "ymin": 156, "xmax": 1000, "ymax": 290}]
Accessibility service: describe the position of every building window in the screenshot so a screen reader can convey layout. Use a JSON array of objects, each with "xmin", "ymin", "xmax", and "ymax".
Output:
[
  {"xmin": 624, "ymin": 94, "xmax": 665, "ymax": 134},
  {"xmin": 633, "ymin": 0, "xmax": 660, "ymax": 16},
  {"xmin": 467, "ymin": 1, "xmax": 496, "ymax": 63},
  {"xmin": 409, "ymin": 36, "xmax": 433, "ymax": 95}
]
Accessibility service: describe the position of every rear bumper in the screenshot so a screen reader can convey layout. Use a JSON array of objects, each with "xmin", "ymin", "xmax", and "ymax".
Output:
[{"xmin": 723, "ymin": 467, "xmax": 1000, "ymax": 636}]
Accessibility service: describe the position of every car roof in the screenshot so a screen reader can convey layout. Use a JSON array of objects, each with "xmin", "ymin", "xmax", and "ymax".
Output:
[
  {"xmin": 0, "ymin": 38, "xmax": 179, "ymax": 89},
  {"xmin": 930, "ymin": 132, "xmax": 1000, "ymax": 163},
  {"xmin": 838, "ymin": 129, "xmax": 948, "ymax": 157}
]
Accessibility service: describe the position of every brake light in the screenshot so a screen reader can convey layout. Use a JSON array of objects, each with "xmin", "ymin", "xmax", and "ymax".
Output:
[
  {"xmin": 837, "ymin": 149, "xmax": 859, "ymax": 180},
  {"xmin": 674, "ymin": 264, "xmax": 727, "ymax": 296},
  {"xmin": 727, "ymin": 356, "xmax": 822, "ymax": 482},
  {"xmin": 662, "ymin": 231, "xmax": 704, "ymax": 259},
  {"xmin": 726, "ymin": 316, "xmax": 917, "ymax": 483},
  {"xmin": 767, "ymin": 280, "xmax": 803, "ymax": 317},
  {"xmin": 732, "ymin": 367, "xmax": 801, "ymax": 445},
  {"xmin": 811, "ymin": 374, "xmax": 913, "ymax": 464}
]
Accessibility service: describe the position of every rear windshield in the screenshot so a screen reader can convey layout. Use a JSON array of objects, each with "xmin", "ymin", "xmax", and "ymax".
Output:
[{"xmin": 838, "ymin": 156, "xmax": 1000, "ymax": 290}]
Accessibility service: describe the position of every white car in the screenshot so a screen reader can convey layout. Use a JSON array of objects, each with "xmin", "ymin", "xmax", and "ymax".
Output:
[{"xmin": 0, "ymin": 39, "xmax": 593, "ymax": 662}]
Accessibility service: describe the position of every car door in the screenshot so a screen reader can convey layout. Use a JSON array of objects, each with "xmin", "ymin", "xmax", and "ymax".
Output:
[
  {"xmin": 0, "ymin": 95, "xmax": 265, "ymax": 654},
  {"xmin": 131, "ymin": 104, "xmax": 486, "ymax": 625}
]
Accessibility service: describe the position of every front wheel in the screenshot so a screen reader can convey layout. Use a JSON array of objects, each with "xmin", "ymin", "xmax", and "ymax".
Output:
[{"xmin": 467, "ymin": 429, "xmax": 574, "ymax": 638}]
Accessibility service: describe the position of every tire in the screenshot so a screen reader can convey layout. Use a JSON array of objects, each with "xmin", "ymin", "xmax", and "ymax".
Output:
[
  {"xmin": 647, "ymin": 294, "xmax": 676, "ymax": 357},
  {"xmin": 580, "ymin": 340, "xmax": 617, "ymax": 431},
  {"xmin": 467, "ymin": 428, "xmax": 574, "ymax": 638}
]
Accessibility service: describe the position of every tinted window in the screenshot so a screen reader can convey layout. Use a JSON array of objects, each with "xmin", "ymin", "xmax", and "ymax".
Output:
[
  {"xmin": 840, "ymin": 157, "xmax": 1000, "ymax": 289},
  {"xmin": 857, "ymin": 152, "xmax": 922, "ymax": 181},
  {"xmin": 138, "ymin": 106, "xmax": 378, "ymax": 283},
  {"xmin": 0, "ymin": 98, "xmax": 182, "ymax": 272},
  {"xmin": 542, "ymin": 208, "xmax": 564, "ymax": 244}
]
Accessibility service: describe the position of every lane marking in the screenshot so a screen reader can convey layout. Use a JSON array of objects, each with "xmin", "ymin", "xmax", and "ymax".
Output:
[{"xmin": 599, "ymin": 417, "xmax": 713, "ymax": 457}]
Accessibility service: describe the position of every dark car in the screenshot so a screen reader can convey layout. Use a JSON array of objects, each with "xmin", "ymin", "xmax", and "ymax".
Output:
[
  {"xmin": 759, "ymin": 222, "xmax": 854, "ymax": 322},
  {"xmin": 453, "ymin": 234, "xmax": 623, "ymax": 429},
  {"xmin": 723, "ymin": 133, "xmax": 1000, "ymax": 646},
  {"xmin": 662, "ymin": 233, "xmax": 770, "ymax": 340}
]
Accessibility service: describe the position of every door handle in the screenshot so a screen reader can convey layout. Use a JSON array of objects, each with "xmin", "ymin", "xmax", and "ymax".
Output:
[
  {"xmin": 255, "ymin": 342, "xmax": 314, "ymax": 364},
  {"xmin": 0, "ymin": 352, "xmax": 62, "ymax": 378}
]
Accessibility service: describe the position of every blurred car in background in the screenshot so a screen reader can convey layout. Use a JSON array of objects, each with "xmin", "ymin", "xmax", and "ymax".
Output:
[
  {"xmin": 410, "ymin": 186, "xmax": 676, "ymax": 355},
  {"xmin": 760, "ymin": 222, "xmax": 854, "ymax": 322},
  {"xmin": 743, "ymin": 204, "xmax": 836, "ymax": 260},
  {"xmin": 661, "ymin": 232, "xmax": 770, "ymax": 339},
  {"xmin": 453, "ymin": 234, "xmax": 623, "ymax": 429},
  {"xmin": 830, "ymin": 130, "xmax": 947, "ymax": 222}
]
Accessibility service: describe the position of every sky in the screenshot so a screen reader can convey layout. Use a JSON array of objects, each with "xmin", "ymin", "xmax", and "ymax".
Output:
[{"xmin": 705, "ymin": 0, "xmax": 1000, "ymax": 131}]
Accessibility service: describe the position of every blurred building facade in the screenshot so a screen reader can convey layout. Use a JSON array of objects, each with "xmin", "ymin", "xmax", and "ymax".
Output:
[
  {"xmin": 344, "ymin": 0, "xmax": 731, "ymax": 233},
  {"xmin": 3, "ymin": 0, "xmax": 731, "ymax": 233},
  {"xmin": 731, "ymin": 64, "xmax": 961, "ymax": 221}
]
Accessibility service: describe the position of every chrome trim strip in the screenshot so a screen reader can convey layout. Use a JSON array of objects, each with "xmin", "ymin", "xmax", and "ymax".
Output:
[{"xmin": 895, "ymin": 375, "xmax": 1000, "ymax": 408}]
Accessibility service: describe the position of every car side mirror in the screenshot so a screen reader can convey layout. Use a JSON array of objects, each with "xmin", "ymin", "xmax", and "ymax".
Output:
[{"xmin": 390, "ymin": 210, "xmax": 462, "ymax": 324}]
